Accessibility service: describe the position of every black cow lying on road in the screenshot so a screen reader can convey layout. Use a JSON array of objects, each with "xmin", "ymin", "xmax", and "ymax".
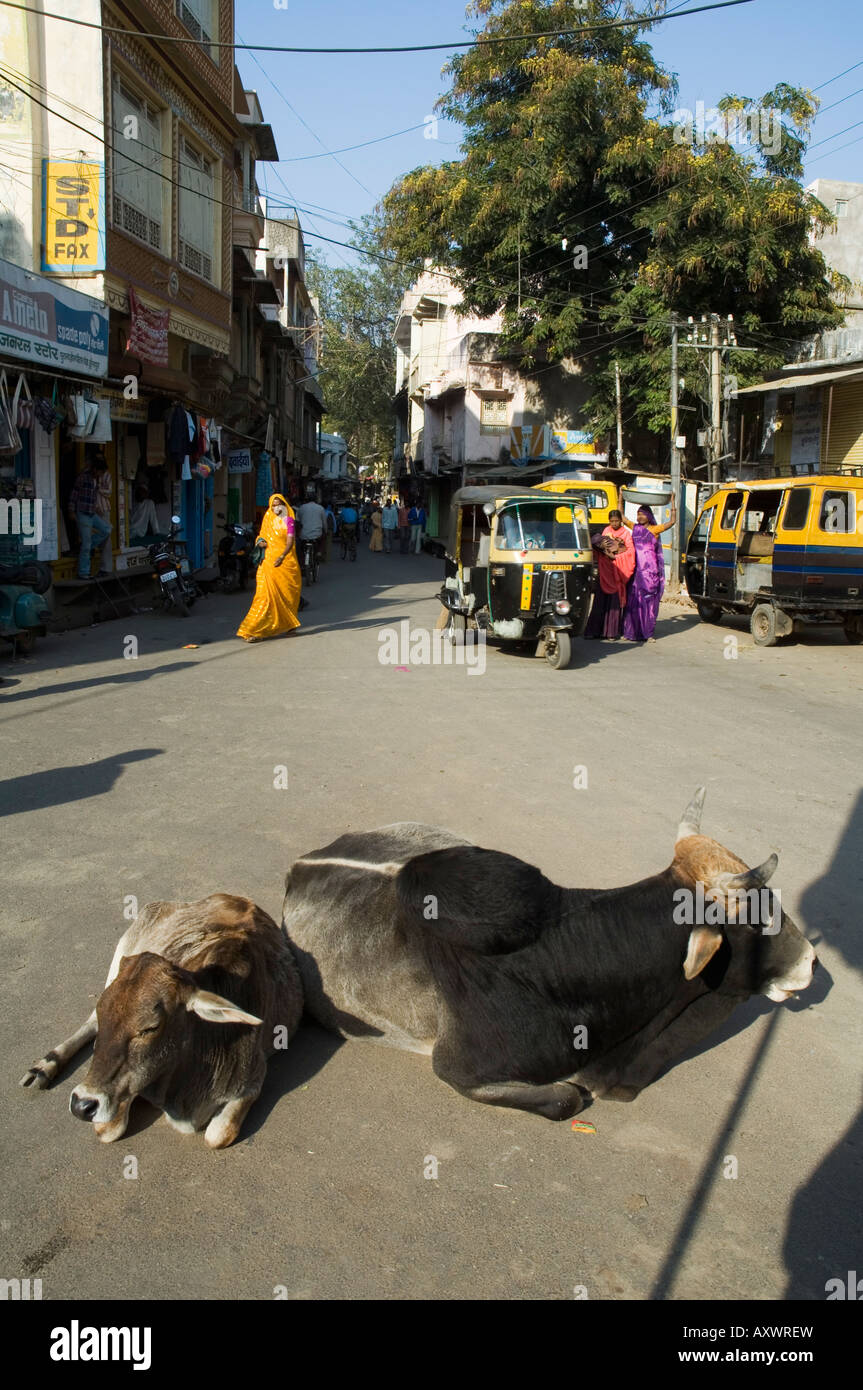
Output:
[
  {"xmin": 282, "ymin": 790, "xmax": 817, "ymax": 1119},
  {"xmin": 20, "ymin": 894, "xmax": 303, "ymax": 1148}
]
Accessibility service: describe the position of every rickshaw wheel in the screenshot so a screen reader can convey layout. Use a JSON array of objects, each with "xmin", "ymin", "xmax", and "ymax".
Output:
[
  {"xmin": 443, "ymin": 611, "xmax": 467, "ymax": 644},
  {"xmin": 545, "ymin": 631, "xmax": 572, "ymax": 670},
  {"xmin": 697, "ymin": 601, "xmax": 723, "ymax": 625},
  {"xmin": 750, "ymin": 604, "xmax": 778, "ymax": 647}
]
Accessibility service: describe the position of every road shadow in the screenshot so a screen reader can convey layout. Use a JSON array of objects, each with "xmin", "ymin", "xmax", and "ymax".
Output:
[
  {"xmin": 0, "ymin": 662, "xmax": 197, "ymax": 703},
  {"xmin": 241, "ymin": 1021, "xmax": 344, "ymax": 1140},
  {"xmin": 0, "ymin": 748, "xmax": 163, "ymax": 816},
  {"xmin": 782, "ymin": 789, "xmax": 863, "ymax": 1299}
]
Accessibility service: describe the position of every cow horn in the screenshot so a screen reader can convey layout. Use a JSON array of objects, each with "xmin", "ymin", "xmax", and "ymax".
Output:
[
  {"xmin": 676, "ymin": 786, "xmax": 706, "ymax": 843},
  {"xmin": 717, "ymin": 853, "xmax": 779, "ymax": 892}
]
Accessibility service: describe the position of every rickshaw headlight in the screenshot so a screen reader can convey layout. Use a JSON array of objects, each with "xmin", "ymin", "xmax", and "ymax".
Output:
[{"xmin": 555, "ymin": 600, "xmax": 572, "ymax": 615}]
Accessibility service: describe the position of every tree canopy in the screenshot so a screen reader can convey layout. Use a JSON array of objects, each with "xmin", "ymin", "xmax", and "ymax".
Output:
[
  {"xmin": 307, "ymin": 214, "xmax": 412, "ymax": 468},
  {"xmin": 380, "ymin": 0, "xmax": 846, "ymax": 456}
]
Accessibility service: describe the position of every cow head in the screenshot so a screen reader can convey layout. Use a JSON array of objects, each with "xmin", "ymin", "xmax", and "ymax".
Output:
[
  {"xmin": 672, "ymin": 788, "xmax": 817, "ymax": 1002},
  {"xmin": 69, "ymin": 952, "xmax": 262, "ymax": 1142}
]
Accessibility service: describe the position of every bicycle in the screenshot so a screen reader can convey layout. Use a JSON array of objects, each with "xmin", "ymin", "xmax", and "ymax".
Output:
[{"xmin": 340, "ymin": 525, "xmax": 358, "ymax": 562}]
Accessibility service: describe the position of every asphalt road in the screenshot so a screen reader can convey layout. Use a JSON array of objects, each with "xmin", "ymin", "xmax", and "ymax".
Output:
[{"xmin": 1, "ymin": 546, "xmax": 861, "ymax": 1301}]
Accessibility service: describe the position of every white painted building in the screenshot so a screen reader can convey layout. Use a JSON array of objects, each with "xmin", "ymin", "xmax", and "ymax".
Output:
[
  {"xmin": 320, "ymin": 431, "xmax": 349, "ymax": 478},
  {"xmin": 393, "ymin": 269, "xmax": 604, "ymax": 483}
]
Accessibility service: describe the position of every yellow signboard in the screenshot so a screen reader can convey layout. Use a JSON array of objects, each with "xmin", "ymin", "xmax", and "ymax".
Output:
[{"xmin": 41, "ymin": 162, "xmax": 105, "ymax": 273}]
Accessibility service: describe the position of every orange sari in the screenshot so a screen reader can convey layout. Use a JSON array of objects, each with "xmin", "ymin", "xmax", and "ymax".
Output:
[{"xmin": 237, "ymin": 494, "xmax": 301, "ymax": 641}]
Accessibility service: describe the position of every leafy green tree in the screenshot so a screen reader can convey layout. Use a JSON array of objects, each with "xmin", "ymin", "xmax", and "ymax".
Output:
[
  {"xmin": 308, "ymin": 214, "xmax": 412, "ymax": 467},
  {"xmin": 381, "ymin": 0, "xmax": 845, "ymax": 461}
]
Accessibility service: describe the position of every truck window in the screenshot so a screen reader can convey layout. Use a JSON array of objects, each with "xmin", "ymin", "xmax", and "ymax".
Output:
[
  {"xmin": 719, "ymin": 491, "xmax": 744, "ymax": 532},
  {"xmin": 688, "ymin": 507, "xmax": 714, "ymax": 552},
  {"xmin": 782, "ymin": 488, "xmax": 811, "ymax": 531},
  {"xmin": 819, "ymin": 489, "xmax": 859, "ymax": 535}
]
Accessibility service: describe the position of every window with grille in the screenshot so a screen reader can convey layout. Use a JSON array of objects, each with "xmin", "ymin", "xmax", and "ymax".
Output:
[
  {"xmin": 179, "ymin": 136, "xmax": 215, "ymax": 283},
  {"xmin": 175, "ymin": 0, "xmax": 218, "ymax": 63},
  {"xmin": 480, "ymin": 397, "xmax": 510, "ymax": 433},
  {"xmin": 112, "ymin": 77, "xmax": 164, "ymax": 251}
]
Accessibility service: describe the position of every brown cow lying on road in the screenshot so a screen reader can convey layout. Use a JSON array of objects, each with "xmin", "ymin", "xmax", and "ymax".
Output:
[{"xmin": 20, "ymin": 894, "xmax": 303, "ymax": 1149}]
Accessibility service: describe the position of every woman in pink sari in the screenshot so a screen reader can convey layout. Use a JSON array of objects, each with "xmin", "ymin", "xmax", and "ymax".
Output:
[{"xmin": 584, "ymin": 510, "xmax": 636, "ymax": 639}]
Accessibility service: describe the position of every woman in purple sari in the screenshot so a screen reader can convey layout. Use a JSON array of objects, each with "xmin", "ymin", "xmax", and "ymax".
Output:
[{"xmin": 622, "ymin": 500, "xmax": 676, "ymax": 642}]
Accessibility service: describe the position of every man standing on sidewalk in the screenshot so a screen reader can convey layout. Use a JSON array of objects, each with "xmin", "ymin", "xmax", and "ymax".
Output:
[
  {"xmin": 397, "ymin": 497, "xmax": 410, "ymax": 554},
  {"xmin": 382, "ymin": 497, "xmax": 399, "ymax": 553},
  {"xmin": 408, "ymin": 501, "xmax": 426, "ymax": 554},
  {"xmin": 69, "ymin": 455, "xmax": 112, "ymax": 580}
]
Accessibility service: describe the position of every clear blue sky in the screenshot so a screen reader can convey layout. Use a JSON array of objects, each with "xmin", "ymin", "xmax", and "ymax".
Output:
[{"xmin": 235, "ymin": 0, "xmax": 863, "ymax": 269}]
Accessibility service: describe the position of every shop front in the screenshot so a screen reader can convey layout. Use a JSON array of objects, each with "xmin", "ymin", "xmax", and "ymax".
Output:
[{"xmin": 0, "ymin": 256, "xmax": 109, "ymax": 578}]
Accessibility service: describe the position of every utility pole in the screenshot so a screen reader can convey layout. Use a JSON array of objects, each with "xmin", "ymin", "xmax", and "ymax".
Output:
[
  {"xmin": 710, "ymin": 315, "xmax": 722, "ymax": 487},
  {"xmin": 669, "ymin": 315, "xmax": 681, "ymax": 592},
  {"xmin": 614, "ymin": 360, "xmax": 624, "ymax": 464}
]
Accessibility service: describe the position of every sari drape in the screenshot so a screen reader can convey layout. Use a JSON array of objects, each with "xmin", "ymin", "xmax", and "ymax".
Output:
[
  {"xmin": 623, "ymin": 524, "xmax": 665, "ymax": 641},
  {"xmin": 237, "ymin": 494, "xmax": 301, "ymax": 640},
  {"xmin": 595, "ymin": 524, "xmax": 635, "ymax": 602},
  {"xmin": 584, "ymin": 524, "xmax": 636, "ymax": 639}
]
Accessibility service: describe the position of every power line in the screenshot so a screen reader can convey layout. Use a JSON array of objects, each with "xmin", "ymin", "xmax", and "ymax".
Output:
[{"xmin": 0, "ymin": 2, "xmax": 759, "ymax": 55}]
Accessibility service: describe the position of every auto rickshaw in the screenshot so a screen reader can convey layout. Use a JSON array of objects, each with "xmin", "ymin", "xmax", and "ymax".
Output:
[
  {"xmin": 685, "ymin": 474, "xmax": 863, "ymax": 645},
  {"xmin": 535, "ymin": 478, "xmax": 623, "ymax": 534},
  {"xmin": 438, "ymin": 486, "xmax": 594, "ymax": 669}
]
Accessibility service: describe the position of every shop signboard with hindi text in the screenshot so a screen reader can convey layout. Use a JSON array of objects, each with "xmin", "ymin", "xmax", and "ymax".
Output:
[
  {"xmin": 228, "ymin": 448, "xmax": 253, "ymax": 474},
  {"xmin": 0, "ymin": 255, "xmax": 108, "ymax": 377}
]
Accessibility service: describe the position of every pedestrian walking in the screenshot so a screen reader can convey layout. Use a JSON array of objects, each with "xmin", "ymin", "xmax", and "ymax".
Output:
[
  {"xmin": 622, "ymin": 501, "xmax": 676, "ymax": 642},
  {"xmin": 382, "ymin": 498, "xmax": 399, "ymax": 553},
  {"xmin": 584, "ymin": 510, "xmax": 635, "ymax": 640},
  {"xmin": 408, "ymin": 502, "xmax": 426, "ymax": 554},
  {"xmin": 237, "ymin": 494, "xmax": 301, "ymax": 642},
  {"xmin": 398, "ymin": 498, "xmax": 410, "ymax": 553},
  {"xmin": 369, "ymin": 502, "xmax": 383, "ymax": 552}
]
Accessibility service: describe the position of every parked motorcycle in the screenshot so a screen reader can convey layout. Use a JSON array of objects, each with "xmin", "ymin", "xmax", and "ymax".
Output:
[
  {"xmin": 216, "ymin": 514, "xmax": 254, "ymax": 593},
  {"xmin": 149, "ymin": 517, "xmax": 200, "ymax": 617}
]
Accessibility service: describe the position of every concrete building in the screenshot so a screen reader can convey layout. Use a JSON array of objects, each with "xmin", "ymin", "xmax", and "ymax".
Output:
[
  {"xmin": 393, "ymin": 269, "xmax": 608, "ymax": 539},
  {"xmin": 807, "ymin": 179, "xmax": 863, "ymax": 325}
]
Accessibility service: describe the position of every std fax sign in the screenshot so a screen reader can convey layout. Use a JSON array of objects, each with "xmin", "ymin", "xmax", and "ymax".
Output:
[{"xmin": 41, "ymin": 162, "xmax": 106, "ymax": 274}]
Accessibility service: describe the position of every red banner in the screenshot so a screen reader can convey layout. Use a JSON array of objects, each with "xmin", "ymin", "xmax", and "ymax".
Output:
[{"xmin": 126, "ymin": 285, "xmax": 169, "ymax": 366}]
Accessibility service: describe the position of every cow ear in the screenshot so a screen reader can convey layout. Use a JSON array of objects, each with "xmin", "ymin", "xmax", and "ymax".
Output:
[
  {"xmin": 187, "ymin": 989, "xmax": 262, "ymax": 1026},
  {"xmin": 683, "ymin": 926, "xmax": 723, "ymax": 980}
]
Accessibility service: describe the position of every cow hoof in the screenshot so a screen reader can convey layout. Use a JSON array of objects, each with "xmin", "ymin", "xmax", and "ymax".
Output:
[
  {"xmin": 20, "ymin": 1060, "xmax": 56, "ymax": 1089},
  {"xmin": 604, "ymin": 1084, "xmax": 641, "ymax": 1103},
  {"xmin": 538, "ymin": 1082, "xmax": 588, "ymax": 1121}
]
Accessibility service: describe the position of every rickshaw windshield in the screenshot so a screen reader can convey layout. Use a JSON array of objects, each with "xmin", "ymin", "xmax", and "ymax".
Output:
[{"xmin": 496, "ymin": 502, "xmax": 589, "ymax": 552}]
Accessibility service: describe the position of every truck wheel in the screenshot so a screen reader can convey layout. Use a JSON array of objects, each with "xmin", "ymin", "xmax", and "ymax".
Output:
[
  {"xmin": 844, "ymin": 618, "xmax": 863, "ymax": 645},
  {"xmin": 545, "ymin": 631, "xmax": 572, "ymax": 670},
  {"xmin": 751, "ymin": 604, "xmax": 778, "ymax": 647},
  {"xmin": 697, "ymin": 601, "xmax": 723, "ymax": 625}
]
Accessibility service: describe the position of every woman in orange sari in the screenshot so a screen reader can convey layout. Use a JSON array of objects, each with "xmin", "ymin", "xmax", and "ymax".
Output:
[
  {"xmin": 237, "ymin": 494, "xmax": 302, "ymax": 642},
  {"xmin": 584, "ymin": 509, "xmax": 636, "ymax": 639}
]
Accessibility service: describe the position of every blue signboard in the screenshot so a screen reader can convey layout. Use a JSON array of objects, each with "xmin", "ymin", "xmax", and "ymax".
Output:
[{"xmin": 0, "ymin": 255, "xmax": 108, "ymax": 377}]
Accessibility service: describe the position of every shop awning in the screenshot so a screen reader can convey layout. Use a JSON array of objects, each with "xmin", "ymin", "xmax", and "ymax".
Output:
[{"xmin": 735, "ymin": 366, "xmax": 863, "ymax": 395}]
